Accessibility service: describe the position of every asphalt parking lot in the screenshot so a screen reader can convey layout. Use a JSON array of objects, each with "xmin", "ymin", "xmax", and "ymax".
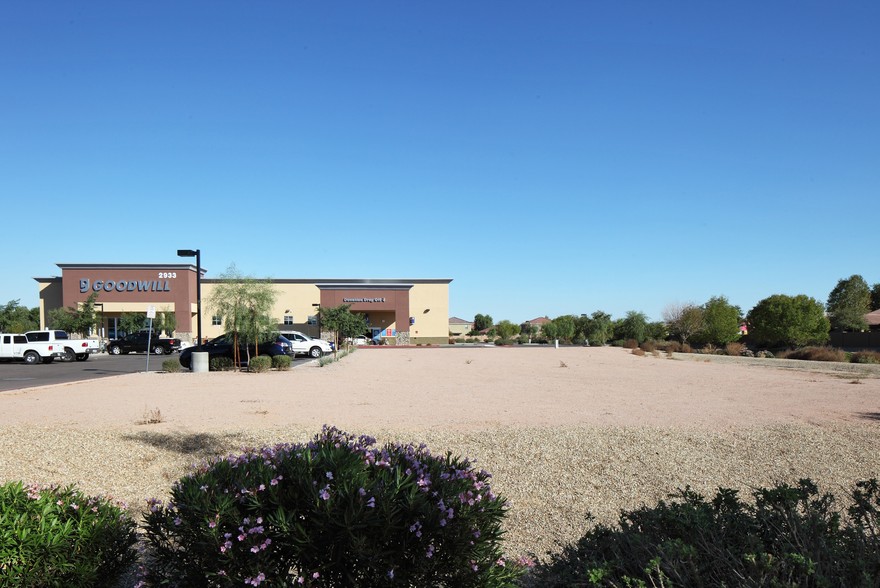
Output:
[{"xmin": 0, "ymin": 352, "xmax": 313, "ymax": 393}]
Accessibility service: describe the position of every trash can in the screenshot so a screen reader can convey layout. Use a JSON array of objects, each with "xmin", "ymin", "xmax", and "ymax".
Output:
[{"xmin": 192, "ymin": 351, "xmax": 209, "ymax": 373}]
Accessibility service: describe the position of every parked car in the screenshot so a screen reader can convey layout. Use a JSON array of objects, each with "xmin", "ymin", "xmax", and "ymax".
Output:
[
  {"xmin": 279, "ymin": 331, "xmax": 334, "ymax": 358},
  {"xmin": 179, "ymin": 334, "xmax": 290, "ymax": 370},
  {"xmin": 106, "ymin": 332, "xmax": 181, "ymax": 355}
]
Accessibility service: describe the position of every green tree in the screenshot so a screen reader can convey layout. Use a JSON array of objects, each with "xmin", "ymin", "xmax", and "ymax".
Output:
[
  {"xmin": 584, "ymin": 311, "xmax": 614, "ymax": 346},
  {"xmin": 540, "ymin": 321, "xmax": 559, "ymax": 342},
  {"xmin": 826, "ymin": 275, "xmax": 871, "ymax": 331},
  {"xmin": 871, "ymin": 283, "xmax": 880, "ymax": 311},
  {"xmin": 120, "ymin": 312, "xmax": 148, "ymax": 336},
  {"xmin": 550, "ymin": 315, "xmax": 577, "ymax": 343},
  {"xmin": 155, "ymin": 307, "xmax": 177, "ymax": 337},
  {"xmin": 662, "ymin": 302, "xmax": 704, "ymax": 344},
  {"xmin": 47, "ymin": 292, "xmax": 101, "ymax": 337},
  {"xmin": 747, "ymin": 294, "xmax": 830, "ymax": 348},
  {"xmin": 615, "ymin": 311, "xmax": 649, "ymax": 343},
  {"xmin": 207, "ymin": 264, "xmax": 278, "ymax": 368},
  {"xmin": 494, "ymin": 320, "xmax": 519, "ymax": 340},
  {"xmin": 473, "ymin": 314, "xmax": 493, "ymax": 332},
  {"xmin": 0, "ymin": 300, "xmax": 40, "ymax": 333},
  {"xmin": 698, "ymin": 295, "xmax": 742, "ymax": 346},
  {"xmin": 319, "ymin": 304, "xmax": 368, "ymax": 353},
  {"xmin": 519, "ymin": 321, "xmax": 538, "ymax": 340}
]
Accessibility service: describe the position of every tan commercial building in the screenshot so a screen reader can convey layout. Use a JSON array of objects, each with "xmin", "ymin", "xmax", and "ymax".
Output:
[{"xmin": 35, "ymin": 263, "xmax": 452, "ymax": 345}]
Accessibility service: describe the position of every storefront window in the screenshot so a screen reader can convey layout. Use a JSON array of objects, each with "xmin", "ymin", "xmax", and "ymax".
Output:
[
  {"xmin": 212, "ymin": 315, "xmax": 222, "ymax": 326},
  {"xmin": 283, "ymin": 315, "xmax": 293, "ymax": 325}
]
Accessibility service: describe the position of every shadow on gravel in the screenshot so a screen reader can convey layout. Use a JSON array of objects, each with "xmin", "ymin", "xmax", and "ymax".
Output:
[
  {"xmin": 122, "ymin": 431, "xmax": 241, "ymax": 459},
  {"xmin": 856, "ymin": 412, "xmax": 880, "ymax": 422}
]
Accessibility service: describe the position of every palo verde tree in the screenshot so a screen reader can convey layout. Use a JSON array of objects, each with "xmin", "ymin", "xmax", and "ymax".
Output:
[
  {"xmin": 747, "ymin": 294, "xmax": 830, "ymax": 349},
  {"xmin": 826, "ymin": 274, "xmax": 871, "ymax": 331},
  {"xmin": 207, "ymin": 264, "xmax": 278, "ymax": 368},
  {"xmin": 318, "ymin": 304, "xmax": 368, "ymax": 354},
  {"xmin": 47, "ymin": 291, "xmax": 101, "ymax": 337}
]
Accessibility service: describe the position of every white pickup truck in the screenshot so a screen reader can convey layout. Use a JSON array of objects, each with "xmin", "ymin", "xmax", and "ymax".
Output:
[
  {"xmin": 25, "ymin": 329, "xmax": 102, "ymax": 362},
  {"xmin": 0, "ymin": 333, "xmax": 66, "ymax": 364}
]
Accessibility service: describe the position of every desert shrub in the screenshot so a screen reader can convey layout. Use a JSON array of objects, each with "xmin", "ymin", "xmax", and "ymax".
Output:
[
  {"xmin": 851, "ymin": 350, "xmax": 880, "ymax": 364},
  {"xmin": 623, "ymin": 339, "xmax": 638, "ymax": 349},
  {"xmin": 0, "ymin": 481, "xmax": 138, "ymax": 587},
  {"xmin": 699, "ymin": 343, "xmax": 718, "ymax": 354},
  {"xmin": 631, "ymin": 347, "xmax": 646, "ymax": 357},
  {"xmin": 756, "ymin": 349, "xmax": 775, "ymax": 358},
  {"xmin": 639, "ymin": 340, "xmax": 656, "ymax": 353},
  {"xmin": 209, "ymin": 356, "xmax": 235, "ymax": 371},
  {"xmin": 162, "ymin": 358, "xmax": 182, "ymax": 373},
  {"xmin": 724, "ymin": 342, "xmax": 745, "ymax": 356},
  {"xmin": 528, "ymin": 478, "xmax": 880, "ymax": 588},
  {"xmin": 142, "ymin": 426, "xmax": 524, "ymax": 587},
  {"xmin": 779, "ymin": 346, "xmax": 847, "ymax": 362},
  {"xmin": 248, "ymin": 356, "xmax": 272, "ymax": 373},
  {"xmin": 494, "ymin": 338, "xmax": 514, "ymax": 346},
  {"xmin": 681, "ymin": 343, "xmax": 693, "ymax": 354},
  {"xmin": 661, "ymin": 340, "xmax": 682, "ymax": 353},
  {"xmin": 272, "ymin": 354, "xmax": 292, "ymax": 371}
]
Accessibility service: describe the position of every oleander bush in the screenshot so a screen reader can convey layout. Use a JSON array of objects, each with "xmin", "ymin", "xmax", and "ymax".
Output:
[
  {"xmin": 527, "ymin": 478, "xmax": 880, "ymax": 588},
  {"xmin": 209, "ymin": 356, "xmax": 235, "ymax": 371},
  {"xmin": 272, "ymin": 354, "xmax": 292, "ymax": 370},
  {"xmin": 247, "ymin": 355, "xmax": 272, "ymax": 373},
  {"xmin": 142, "ymin": 426, "xmax": 524, "ymax": 587},
  {"xmin": 0, "ymin": 481, "xmax": 138, "ymax": 587},
  {"xmin": 162, "ymin": 358, "xmax": 182, "ymax": 373}
]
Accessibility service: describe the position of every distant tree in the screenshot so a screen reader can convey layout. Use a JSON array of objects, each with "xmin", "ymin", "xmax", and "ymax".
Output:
[
  {"xmin": 550, "ymin": 315, "xmax": 577, "ymax": 343},
  {"xmin": 826, "ymin": 275, "xmax": 871, "ymax": 331},
  {"xmin": 646, "ymin": 321, "xmax": 668, "ymax": 341},
  {"xmin": 47, "ymin": 292, "xmax": 100, "ymax": 337},
  {"xmin": 540, "ymin": 321, "xmax": 559, "ymax": 342},
  {"xmin": 872, "ymin": 283, "xmax": 880, "ymax": 311},
  {"xmin": 155, "ymin": 307, "xmax": 177, "ymax": 337},
  {"xmin": 120, "ymin": 312, "xmax": 148, "ymax": 336},
  {"xmin": 319, "ymin": 304, "xmax": 368, "ymax": 353},
  {"xmin": 698, "ymin": 296, "xmax": 742, "ymax": 346},
  {"xmin": 520, "ymin": 321, "xmax": 538, "ymax": 340},
  {"xmin": 473, "ymin": 314, "xmax": 493, "ymax": 332},
  {"xmin": 615, "ymin": 311, "xmax": 649, "ymax": 343},
  {"xmin": 207, "ymin": 264, "xmax": 278, "ymax": 368},
  {"xmin": 0, "ymin": 300, "xmax": 39, "ymax": 333},
  {"xmin": 662, "ymin": 302, "xmax": 704, "ymax": 344},
  {"xmin": 495, "ymin": 320, "xmax": 519, "ymax": 340},
  {"xmin": 747, "ymin": 294, "xmax": 830, "ymax": 348},
  {"xmin": 584, "ymin": 311, "xmax": 614, "ymax": 346}
]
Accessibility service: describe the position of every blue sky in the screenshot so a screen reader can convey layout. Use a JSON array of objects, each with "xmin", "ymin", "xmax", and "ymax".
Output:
[{"xmin": 2, "ymin": 1, "xmax": 877, "ymax": 324}]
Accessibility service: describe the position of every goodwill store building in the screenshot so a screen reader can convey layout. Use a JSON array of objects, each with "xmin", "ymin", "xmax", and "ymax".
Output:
[{"xmin": 35, "ymin": 263, "xmax": 452, "ymax": 345}]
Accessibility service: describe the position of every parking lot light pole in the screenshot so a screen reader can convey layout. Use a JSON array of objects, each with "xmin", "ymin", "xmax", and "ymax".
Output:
[{"xmin": 176, "ymin": 249, "xmax": 202, "ymax": 346}]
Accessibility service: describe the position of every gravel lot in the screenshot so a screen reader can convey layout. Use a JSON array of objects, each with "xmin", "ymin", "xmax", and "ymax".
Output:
[{"xmin": 1, "ymin": 346, "xmax": 878, "ymax": 568}]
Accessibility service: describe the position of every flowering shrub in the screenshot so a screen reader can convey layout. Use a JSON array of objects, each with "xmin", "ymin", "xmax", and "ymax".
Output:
[
  {"xmin": 0, "ymin": 481, "xmax": 138, "ymax": 587},
  {"xmin": 142, "ymin": 426, "xmax": 524, "ymax": 586}
]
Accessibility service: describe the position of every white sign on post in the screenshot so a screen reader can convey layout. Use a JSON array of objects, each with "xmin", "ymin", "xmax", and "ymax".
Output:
[
  {"xmin": 145, "ymin": 306, "xmax": 156, "ymax": 372},
  {"xmin": 146, "ymin": 305, "xmax": 157, "ymax": 319}
]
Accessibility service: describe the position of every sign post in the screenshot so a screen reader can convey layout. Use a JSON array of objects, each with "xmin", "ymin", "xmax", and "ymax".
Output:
[{"xmin": 146, "ymin": 306, "xmax": 156, "ymax": 372}]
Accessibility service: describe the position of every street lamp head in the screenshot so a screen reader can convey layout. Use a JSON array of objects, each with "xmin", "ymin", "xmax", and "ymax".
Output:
[{"xmin": 177, "ymin": 249, "xmax": 198, "ymax": 257}]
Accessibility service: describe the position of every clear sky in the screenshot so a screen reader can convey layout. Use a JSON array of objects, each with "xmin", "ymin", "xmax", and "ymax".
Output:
[{"xmin": 2, "ymin": 1, "xmax": 877, "ymax": 324}]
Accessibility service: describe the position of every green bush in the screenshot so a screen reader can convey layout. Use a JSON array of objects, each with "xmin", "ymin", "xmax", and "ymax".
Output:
[
  {"xmin": 494, "ymin": 338, "xmax": 514, "ymax": 346},
  {"xmin": 248, "ymin": 356, "xmax": 272, "ymax": 373},
  {"xmin": 528, "ymin": 478, "xmax": 880, "ymax": 587},
  {"xmin": 271, "ymin": 354, "xmax": 292, "ymax": 370},
  {"xmin": 209, "ymin": 356, "xmax": 235, "ymax": 371},
  {"xmin": 162, "ymin": 358, "xmax": 181, "ymax": 373},
  {"xmin": 0, "ymin": 481, "xmax": 138, "ymax": 587},
  {"xmin": 142, "ymin": 426, "xmax": 524, "ymax": 587}
]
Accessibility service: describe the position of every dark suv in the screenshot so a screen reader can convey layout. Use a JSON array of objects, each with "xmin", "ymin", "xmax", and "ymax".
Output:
[{"xmin": 179, "ymin": 334, "xmax": 292, "ymax": 369}]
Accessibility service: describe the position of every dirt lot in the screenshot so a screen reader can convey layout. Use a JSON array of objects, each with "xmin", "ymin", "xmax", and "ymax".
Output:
[{"xmin": 1, "ymin": 346, "xmax": 878, "ymax": 561}]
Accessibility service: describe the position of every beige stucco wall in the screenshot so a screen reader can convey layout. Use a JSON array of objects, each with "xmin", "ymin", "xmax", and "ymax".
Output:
[{"xmin": 408, "ymin": 283, "xmax": 451, "ymax": 344}]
